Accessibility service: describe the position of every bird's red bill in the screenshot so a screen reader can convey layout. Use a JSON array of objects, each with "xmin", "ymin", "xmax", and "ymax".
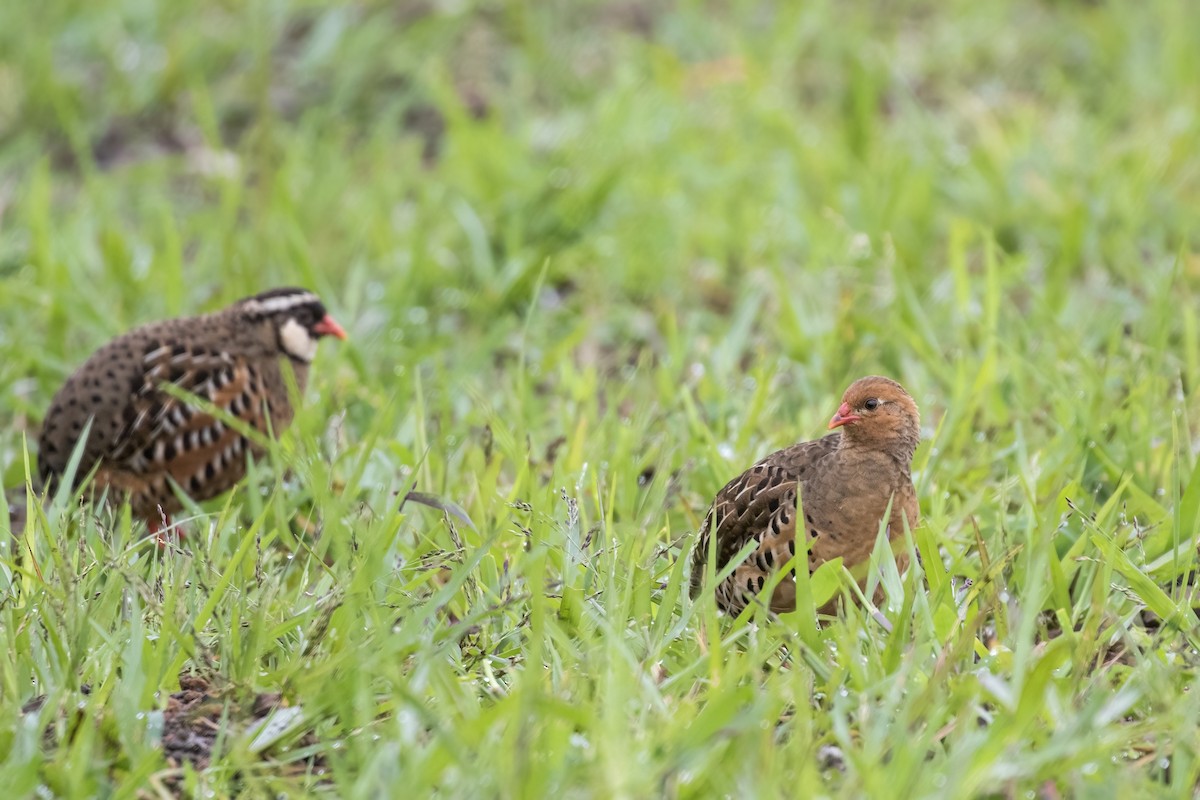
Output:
[
  {"xmin": 828, "ymin": 401, "xmax": 861, "ymax": 429},
  {"xmin": 313, "ymin": 315, "xmax": 348, "ymax": 340}
]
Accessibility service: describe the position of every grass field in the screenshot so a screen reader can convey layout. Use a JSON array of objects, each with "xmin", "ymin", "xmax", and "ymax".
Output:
[{"xmin": 2, "ymin": 0, "xmax": 1200, "ymax": 796}]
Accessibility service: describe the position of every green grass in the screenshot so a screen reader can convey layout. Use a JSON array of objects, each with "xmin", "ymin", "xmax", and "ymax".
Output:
[{"xmin": 2, "ymin": 0, "xmax": 1200, "ymax": 796}]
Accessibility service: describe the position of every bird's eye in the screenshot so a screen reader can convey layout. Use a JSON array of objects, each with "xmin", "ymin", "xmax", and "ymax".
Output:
[{"xmin": 864, "ymin": 398, "xmax": 880, "ymax": 411}]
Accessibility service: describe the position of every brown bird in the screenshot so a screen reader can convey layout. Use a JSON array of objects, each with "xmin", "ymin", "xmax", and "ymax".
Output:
[
  {"xmin": 37, "ymin": 287, "xmax": 347, "ymax": 540},
  {"xmin": 691, "ymin": 375, "xmax": 920, "ymax": 616}
]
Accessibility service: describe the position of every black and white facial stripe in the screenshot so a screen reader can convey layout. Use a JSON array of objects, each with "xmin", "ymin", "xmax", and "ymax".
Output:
[
  {"xmin": 238, "ymin": 288, "xmax": 323, "ymax": 318},
  {"xmin": 235, "ymin": 288, "xmax": 332, "ymax": 362}
]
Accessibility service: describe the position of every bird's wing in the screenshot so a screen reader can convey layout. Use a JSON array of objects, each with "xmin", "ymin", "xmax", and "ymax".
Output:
[
  {"xmin": 108, "ymin": 341, "xmax": 270, "ymax": 474},
  {"xmin": 691, "ymin": 434, "xmax": 840, "ymax": 610}
]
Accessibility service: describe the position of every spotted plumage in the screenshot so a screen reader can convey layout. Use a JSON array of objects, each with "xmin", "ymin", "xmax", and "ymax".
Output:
[
  {"xmin": 691, "ymin": 376, "xmax": 920, "ymax": 616},
  {"xmin": 37, "ymin": 287, "xmax": 347, "ymax": 538}
]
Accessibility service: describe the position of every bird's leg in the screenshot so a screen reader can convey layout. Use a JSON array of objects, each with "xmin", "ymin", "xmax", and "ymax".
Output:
[{"xmin": 148, "ymin": 506, "xmax": 177, "ymax": 547}]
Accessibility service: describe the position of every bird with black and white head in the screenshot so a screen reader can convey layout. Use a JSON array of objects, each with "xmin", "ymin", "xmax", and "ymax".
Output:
[{"xmin": 37, "ymin": 287, "xmax": 347, "ymax": 541}]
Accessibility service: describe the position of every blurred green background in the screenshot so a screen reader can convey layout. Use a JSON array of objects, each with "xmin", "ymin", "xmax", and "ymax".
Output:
[{"xmin": 2, "ymin": 0, "xmax": 1199, "ymax": 796}]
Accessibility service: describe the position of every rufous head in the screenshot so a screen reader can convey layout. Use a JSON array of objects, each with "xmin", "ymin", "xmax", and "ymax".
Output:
[{"xmin": 827, "ymin": 375, "xmax": 920, "ymax": 458}]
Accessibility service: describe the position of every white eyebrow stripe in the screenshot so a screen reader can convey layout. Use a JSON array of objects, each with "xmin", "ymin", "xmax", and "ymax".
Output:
[{"xmin": 241, "ymin": 293, "xmax": 319, "ymax": 315}]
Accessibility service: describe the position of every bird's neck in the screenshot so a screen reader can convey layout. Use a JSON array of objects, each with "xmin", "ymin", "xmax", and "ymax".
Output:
[{"xmin": 837, "ymin": 434, "xmax": 917, "ymax": 470}]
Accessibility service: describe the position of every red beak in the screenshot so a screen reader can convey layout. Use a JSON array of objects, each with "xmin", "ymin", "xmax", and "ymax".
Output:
[
  {"xmin": 313, "ymin": 314, "xmax": 348, "ymax": 340},
  {"xmin": 828, "ymin": 401, "xmax": 860, "ymax": 430}
]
